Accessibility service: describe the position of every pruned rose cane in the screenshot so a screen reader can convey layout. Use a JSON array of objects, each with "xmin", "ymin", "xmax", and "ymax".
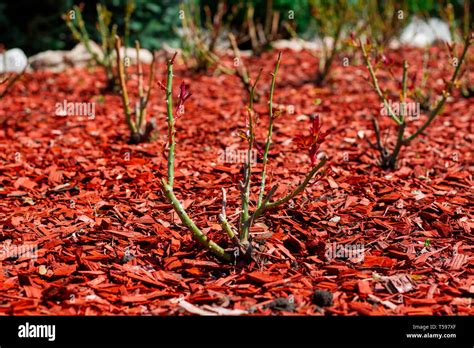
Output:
[
  {"xmin": 115, "ymin": 37, "xmax": 157, "ymax": 144},
  {"xmin": 160, "ymin": 52, "xmax": 328, "ymax": 262},
  {"xmin": 358, "ymin": 33, "xmax": 472, "ymax": 170}
]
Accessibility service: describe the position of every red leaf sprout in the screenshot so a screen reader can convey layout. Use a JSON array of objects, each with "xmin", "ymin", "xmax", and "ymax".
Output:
[
  {"xmin": 295, "ymin": 115, "xmax": 329, "ymax": 166},
  {"xmin": 176, "ymin": 81, "xmax": 192, "ymax": 116}
]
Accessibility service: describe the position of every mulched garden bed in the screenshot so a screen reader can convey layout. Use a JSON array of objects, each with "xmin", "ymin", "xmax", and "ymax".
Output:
[{"xmin": 0, "ymin": 46, "xmax": 472, "ymax": 315}]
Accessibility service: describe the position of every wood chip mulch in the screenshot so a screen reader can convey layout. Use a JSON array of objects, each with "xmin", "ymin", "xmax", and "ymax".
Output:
[{"xmin": 0, "ymin": 46, "xmax": 472, "ymax": 315}]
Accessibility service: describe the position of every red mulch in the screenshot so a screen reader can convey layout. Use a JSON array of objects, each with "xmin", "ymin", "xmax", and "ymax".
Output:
[{"xmin": 0, "ymin": 46, "xmax": 472, "ymax": 316}]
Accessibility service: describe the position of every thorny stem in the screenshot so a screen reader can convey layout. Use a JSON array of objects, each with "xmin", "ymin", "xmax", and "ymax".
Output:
[
  {"xmin": 387, "ymin": 60, "xmax": 409, "ymax": 168},
  {"xmin": 138, "ymin": 44, "xmax": 156, "ymax": 135},
  {"xmin": 160, "ymin": 54, "xmax": 327, "ymax": 262},
  {"xmin": 318, "ymin": 21, "xmax": 343, "ymax": 85},
  {"xmin": 143, "ymin": 53, "xmax": 156, "ymax": 136},
  {"xmin": 244, "ymin": 184, "xmax": 278, "ymax": 231},
  {"xmin": 144, "ymin": 52, "xmax": 156, "ymax": 129},
  {"xmin": 248, "ymin": 157, "xmax": 327, "ymax": 226},
  {"xmin": 219, "ymin": 188, "xmax": 236, "ymax": 240},
  {"xmin": 371, "ymin": 117, "xmax": 382, "ymax": 148},
  {"xmin": 160, "ymin": 56, "xmax": 231, "ymax": 262},
  {"xmin": 265, "ymin": 157, "xmax": 327, "ymax": 210},
  {"xmin": 401, "ymin": 61, "xmax": 408, "ymax": 107},
  {"xmin": 161, "ymin": 179, "xmax": 232, "ymax": 262},
  {"xmin": 228, "ymin": 32, "xmax": 252, "ymax": 96},
  {"xmin": 257, "ymin": 52, "xmax": 282, "ymax": 208},
  {"xmin": 165, "ymin": 53, "xmax": 177, "ymax": 188},
  {"xmin": 240, "ymin": 68, "xmax": 262, "ymax": 243},
  {"xmin": 218, "ymin": 188, "xmax": 241, "ymax": 249},
  {"xmin": 388, "ymin": 123, "xmax": 406, "ymax": 168},
  {"xmin": 247, "ymin": 5, "xmax": 259, "ymax": 54},
  {"xmin": 65, "ymin": 4, "xmax": 117, "ymax": 90},
  {"xmin": 219, "ymin": 216, "xmax": 237, "ymax": 241},
  {"xmin": 136, "ymin": 40, "xmax": 156, "ymax": 133},
  {"xmin": 360, "ymin": 39, "xmax": 403, "ymax": 125},
  {"xmin": 363, "ymin": 34, "xmax": 471, "ymax": 169},
  {"xmin": 180, "ymin": 2, "xmax": 234, "ymax": 75},
  {"xmin": 115, "ymin": 36, "xmax": 137, "ymax": 135},
  {"xmin": 115, "ymin": 37, "xmax": 156, "ymax": 143},
  {"xmin": 66, "ymin": 6, "xmax": 103, "ymax": 66},
  {"xmin": 403, "ymin": 34, "xmax": 472, "ymax": 144},
  {"xmin": 136, "ymin": 40, "xmax": 144, "ymax": 130},
  {"xmin": 97, "ymin": 4, "xmax": 109, "ymax": 58}
]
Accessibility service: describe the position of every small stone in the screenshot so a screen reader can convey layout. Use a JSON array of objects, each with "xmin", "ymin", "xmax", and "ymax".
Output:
[
  {"xmin": 264, "ymin": 297, "xmax": 296, "ymax": 312},
  {"xmin": 312, "ymin": 289, "xmax": 333, "ymax": 307},
  {"xmin": 0, "ymin": 48, "xmax": 28, "ymax": 73},
  {"xmin": 38, "ymin": 265, "xmax": 47, "ymax": 275},
  {"xmin": 122, "ymin": 251, "xmax": 135, "ymax": 263}
]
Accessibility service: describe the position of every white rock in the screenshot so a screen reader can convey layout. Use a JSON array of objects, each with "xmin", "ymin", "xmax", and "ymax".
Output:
[
  {"xmin": 272, "ymin": 39, "xmax": 321, "ymax": 51},
  {"xmin": 64, "ymin": 41, "xmax": 104, "ymax": 67},
  {"xmin": 117, "ymin": 47, "xmax": 154, "ymax": 65},
  {"xmin": 0, "ymin": 48, "xmax": 28, "ymax": 73},
  {"xmin": 29, "ymin": 50, "xmax": 68, "ymax": 71},
  {"xmin": 29, "ymin": 41, "xmax": 154, "ymax": 73},
  {"xmin": 161, "ymin": 43, "xmax": 182, "ymax": 56},
  {"xmin": 400, "ymin": 17, "xmax": 451, "ymax": 47}
]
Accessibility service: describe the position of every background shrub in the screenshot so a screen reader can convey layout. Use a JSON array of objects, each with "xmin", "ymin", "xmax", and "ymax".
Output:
[{"xmin": 0, "ymin": 0, "xmax": 470, "ymax": 55}]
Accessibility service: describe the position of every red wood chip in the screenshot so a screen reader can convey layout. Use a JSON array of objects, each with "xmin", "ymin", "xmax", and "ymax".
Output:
[
  {"xmin": 444, "ymin": 254, "xmax": 469, "ymax": 271},
  {"xmin": 384, "ymin": 274, "xmax": 416, "ymax": 294},
  {"xmin": 53, "ymin": 264, "xmax": 77, "ymax": 277},
  {"xmin": 357, "ymin": 280, "xmax": 372, "ymax": 295},
  {"xmin": 14, "ymin": 177, "xmax": 37, "ymax": 190},
  {"xmin": 362, "ymin": 256, "xmax": 395, "ymax": 268},
  {"xmin": 247, "ymin": 272, "xmax": 282, "ymax": 284}
]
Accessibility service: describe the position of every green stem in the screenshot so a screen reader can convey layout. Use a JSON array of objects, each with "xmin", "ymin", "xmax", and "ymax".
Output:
[
  {"xmin": 136, "ymin": 41, "xmax": 144, "ymax": 130},
  {"xmin": 228, "ymin": 32, "xmax": 251, "ymax": 94},
  {"xmin": 403, "ymin": 34, "xmax": 471, "ymax": 144},
  {"xmin": 371, "ymin": 116, "xmax": 384, "ymax": 153},
  {"xmin": 165, "ymin": 54, "xmax": 176, "ymax": 187},
  {"xmin": 161, "ymin": 179, "xmax": 231, "ymax": 262},
  {"xmin": 67, "ymin": 6, "xmax": 104, "ymax": 66},
  {"xmin": 401, "ymin": 60, "xmax": 408, "ymax": 111},
  {"xmin": 257, "ymin": 52, "xmax": 282, "ymax": 208},
  {"xmin": 97, "ymin": 4, "xmax": 109, "ymax": 59},
  {"xmin": 140, "ymin": 52, "xmax": 156, "ymax": 132},
  {"xmin": 388, "ymin": 123, "xmax": 406, "ymax": 169},
  {"xmin": 385, "ymin": 60, "xmax": 408, "ymax": 169},
  {"xmin": 318, "ymin": 21, "xmax": 343, "ymax": 84},
  {"xmin": 219, "ymin": 187, "xmax": 238, "ymax": 242},
  {"xmin": 245, "ymin": 184, "xmax": 278, "ymax": 231},
  {"xmin": 240, "ymin": 69, "xmax": 262, "ymax": 243},
  {"xmin": 360, "ymin": 39, "xmax": 403, "ymax": 125},
  {"xmin": 219, "ymin": 215, "xmax": 237, "ymax": 241},
  {"xmin": 115, "ymin": 36, "xmax": 136, "ymax": 135},
  {"xmin": 65, "ymin": 4, "xmax": 118, "ymax": 90},
  {"xmin": 266, "ymin": 157, "xmax": 327, "ymax": 210},
  {"xmin": 251, "ymin": 157, "xmax": 327, "ymax": 224}
]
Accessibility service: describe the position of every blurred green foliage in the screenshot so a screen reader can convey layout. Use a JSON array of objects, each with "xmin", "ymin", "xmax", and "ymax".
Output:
[
  {"xmin": 0, "ymin": 0, "xmax": 72, "ymax": 55},
  {"xmin": 200, "ymin": 0, "xmax": 313, "ymax": 36},
  {"xmin": 0, "ymin": 0, "xmax": 181, "ymax": 55},
  {"xmin": 0, "ymin": 0, "xmax": 470, "ymax": 55}
]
